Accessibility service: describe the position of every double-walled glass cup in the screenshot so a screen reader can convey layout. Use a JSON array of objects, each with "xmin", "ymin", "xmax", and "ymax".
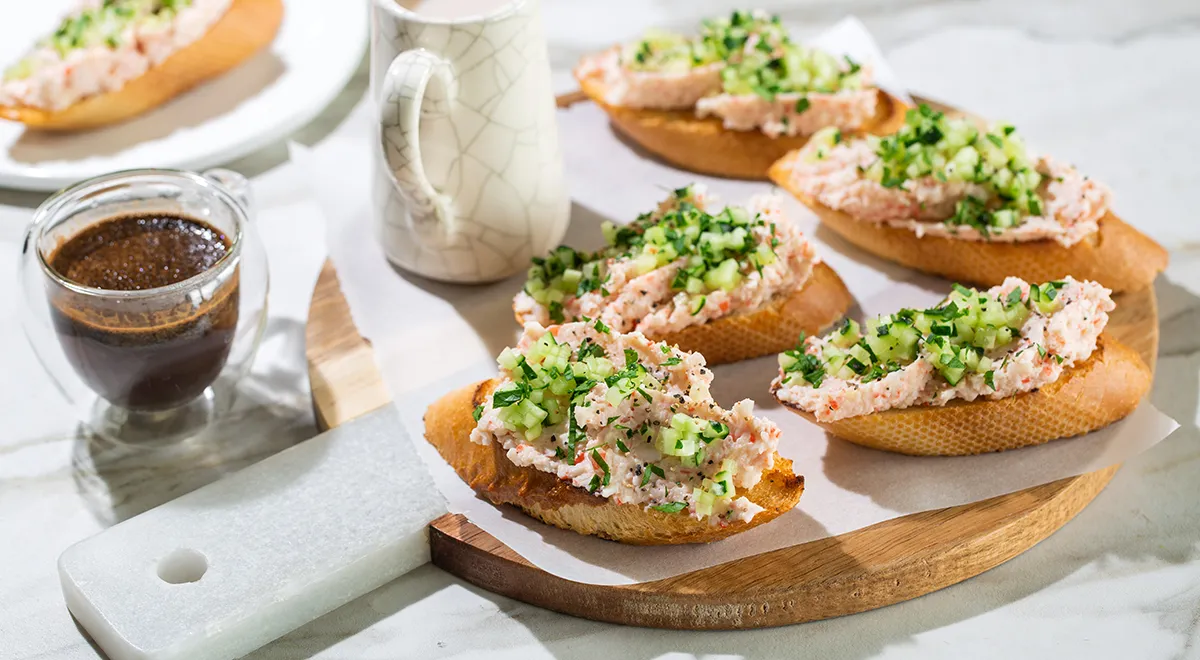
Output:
[{"xmin": 19, "ymin": 169, "xmax": 269, "ymax": 444}]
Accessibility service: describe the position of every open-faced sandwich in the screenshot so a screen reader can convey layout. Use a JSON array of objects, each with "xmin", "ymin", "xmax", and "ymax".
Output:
[
  {"xmin": 574, "ymin": 10, "xmax": 908, "ymax": 179},
  {"xmin": 424, "ymin": 321, "xmax": 804, "ymax": 544},
  {"xmin": 513, "ymin": 184, "xmax": 853, "ymax": 365},
  {"xmin": 771, "ymin": 277, "xmax": 1151, "ymax": 456},
  {"xmin": 769, "ymin": 104, "xmax": 1168, "ymax": 292},
  {"xmin": 0, "ymin": 0, "xmax": 283, "ymax": 131}
]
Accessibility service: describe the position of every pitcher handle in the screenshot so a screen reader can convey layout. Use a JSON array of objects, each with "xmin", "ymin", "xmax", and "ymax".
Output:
[{"xmin": 378, "ymin": 49, "xmax": 457, "ymax": 233}]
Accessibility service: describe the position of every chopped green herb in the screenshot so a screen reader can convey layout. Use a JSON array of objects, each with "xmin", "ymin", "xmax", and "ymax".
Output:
[
  {"xmin": 651, "ymin": 502, "xmax": 688, "ymax": 514},
  {"xmin": 591, "ymin": 449, "xmax": 611, "ymax": 486},
  {"xmin": 492, "ymin": 385, "xmax": 528, "ymax": 408}
]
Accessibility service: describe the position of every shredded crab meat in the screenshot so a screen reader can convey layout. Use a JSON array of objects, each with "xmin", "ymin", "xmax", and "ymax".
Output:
[
  {"xmin": 576, "ymin": 48, "xmax": 722, "ymax": 111},
  {"xmin": 513, "ymin": 187, "xmax": 817, "ymax": 335},
  {"xmin": 774, "ymin": 277, "xmax": 1114, "ymax": 422},
  {"xmin": 776, "ymin": 140, "xmax": 1110, "ymax": 247},
  {"xmin": 695, "ymin": 75, "xmax": 878, "ymax": 138},
  {"xmin": 472, "ymin": 322, "xmax": 784, "ymax": 524}
]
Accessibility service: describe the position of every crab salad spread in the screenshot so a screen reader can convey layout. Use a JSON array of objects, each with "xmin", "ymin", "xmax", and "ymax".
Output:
[
  {"xmin": 513, "ymin": 184, "xmax": 817, "ymax": 336},
  {"xmin": 775, "ymin": 104, "xmax": 1112, "ymax": 247},
  {"xmin": 575, "ymin": 9, "xmax": 878, "ymax": 137},
  {"xmin": 471, "ymin": 321, "xmax": 783, "ymax": 524},
  {"xmin": 773, "ymin": 277, "xmax": 1114, "ymax": 422}
]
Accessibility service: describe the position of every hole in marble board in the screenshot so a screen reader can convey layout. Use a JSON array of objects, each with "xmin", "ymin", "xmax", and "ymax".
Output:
[{"xmin": 157, "ymin": 549, "xmax": 208, "ymax": 584}]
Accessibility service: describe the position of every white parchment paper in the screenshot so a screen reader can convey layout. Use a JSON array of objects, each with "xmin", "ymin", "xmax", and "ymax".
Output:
[{"xmin": 293, "ymin": 18, "xmax": 1179, "ymax": 586}]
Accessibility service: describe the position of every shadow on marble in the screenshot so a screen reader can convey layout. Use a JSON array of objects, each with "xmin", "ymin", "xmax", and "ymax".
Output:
[
  {"xmin": 7, "ymin": 51, "xmax": 285, "ymax": 164},
  {"xmin": 70, "ymin": 317, "xmax": 319, "ymax": 525},
  {"xmin": 1155, "ymin": 274, "xmax": 1200, "ymax": 360},
  {"xmin": 68, "ymin": 610, "xmax": 108, "ymax": 660},
  {"xmin": 244, "ymin": 563, "xmax": 454, "ymax": 659}
]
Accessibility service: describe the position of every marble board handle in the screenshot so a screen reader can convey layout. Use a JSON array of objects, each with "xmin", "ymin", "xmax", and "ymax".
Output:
[{"xmin": 58, "ymin": 405, "xmax": 447, "ymax": 660}]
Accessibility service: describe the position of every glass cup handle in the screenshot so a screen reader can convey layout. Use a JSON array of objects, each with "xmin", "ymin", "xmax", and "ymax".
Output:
[{"xmin": 203, "ymin": 168, "xmax": 254, "ymax": 219}]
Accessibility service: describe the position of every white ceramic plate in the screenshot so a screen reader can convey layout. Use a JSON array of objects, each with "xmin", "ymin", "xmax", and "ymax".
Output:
[{"xmin": 0, "ymin": 0, "xmax": 367, "ymax": 192}]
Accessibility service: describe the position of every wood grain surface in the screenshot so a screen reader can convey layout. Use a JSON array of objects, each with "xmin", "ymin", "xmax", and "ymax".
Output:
[{"xmin": 305, "ymin": 260, "xmax": 1158, "ymax": 629}]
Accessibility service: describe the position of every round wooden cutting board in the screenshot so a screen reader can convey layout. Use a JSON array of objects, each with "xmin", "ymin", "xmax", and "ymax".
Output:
[{"xmin": 306, "ymin": 261, "xmax": 1158, "ymax": 629}]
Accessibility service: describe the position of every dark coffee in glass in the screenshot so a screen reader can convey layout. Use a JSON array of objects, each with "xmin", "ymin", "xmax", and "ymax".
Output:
[{"xmin": 46, "ymin": 213, "xmax": 239, "ymax": 411}]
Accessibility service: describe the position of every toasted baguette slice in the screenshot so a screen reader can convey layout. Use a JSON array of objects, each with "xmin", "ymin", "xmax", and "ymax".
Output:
[
  {"xmin": 576, "ymin": 68, "xmax": 909, "ymax": 180},
  {"xmin": 514, "ymin": 261, "xmax": 853, "ymax": 366},
  {"xmin": 0, "ymin": 0, "xmax": 283, "ymax": 131},
  {"xmin": 425, "ymin": 380, "xmax": 804, "ymax": 545},
  {"xmin": 770, "ymin": 167, "xmax": 1168, "ymax": 293},
  {"xmin": 773, "ymin": 336, "xmax": 1151, "ymax": 456}
]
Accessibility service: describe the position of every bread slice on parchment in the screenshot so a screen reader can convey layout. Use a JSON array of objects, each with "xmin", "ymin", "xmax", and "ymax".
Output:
[
  {"xmin": 425, "ymin": 379, "xmax": 804, "ymax": 546},
  {"xmin": 773, "ymin": 335, "xmax": 1151, "ymax": 456}
]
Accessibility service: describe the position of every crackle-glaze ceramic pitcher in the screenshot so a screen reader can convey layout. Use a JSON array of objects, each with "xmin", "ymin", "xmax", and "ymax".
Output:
[{"xmin": 371, "ymin": 0, "xmax": 570, "ymax": 283}]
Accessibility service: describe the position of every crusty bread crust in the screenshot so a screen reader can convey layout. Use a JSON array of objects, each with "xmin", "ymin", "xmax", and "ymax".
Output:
[
  {"xmin": 514, "ymin": 261, "xmax": 853, "ymax": 366},
  {"xmin": 769, "ymin": 162, "xmax": 1168, "ymax": 294},
  {"xmin": 425, "ymin": 379, "xmax": 805, "ymax": 545},
  {"xmin": 575, "ymin": 63, "xmax": 909, "ymax": 180},
  {"xmin": 656, "ymin": 261, "xmax": 852, "ymax": 364},
  {"xmin": 0, "ymin": 0, "xmax": 283, "ymax": 131},
  {"xmin": 772, "ymin": 336, "xmax": 1152, "ymax": 456}
]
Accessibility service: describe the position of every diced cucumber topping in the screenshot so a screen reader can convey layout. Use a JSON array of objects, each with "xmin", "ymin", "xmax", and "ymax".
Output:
[
  {"xmin": 1029, "ymin": 281, "xmax": 1066, "ymax": 315},
  {"xmin": 2, "ymin": 58, "xmax": 36, "ymax": 82},
  {"xmin": 483, "ymin": 324, "xmax": 751, "ymax": 513},
  {"xmin": 781, "ymin": 280, "xmax": 1066, "ymax": 388},
  {"xmin": 694, "ymin": 488, "xmax": 717, "ymax": 517},
  {"xmin": 523, "ymin": 186, "xmax": 780, "ymax": 320},
  {"xmin": 852, "ymin": 104, "xmax": 1046, "ymax": 233},
  {"xmin": 618, "ymin": 10, "xmax": 864, "ymax": 101},
  {"xmin": 621, "ymin": 27, "xmax": 718, "ymax": 73},
  {"xmin": 779, "ymin": 346, "xmax": 826, "ymax": 387},
  {"xmin": 694, "ymin": 458, "xmax": 738, "ymax": 515},
  {"xmin": 21, "ymin": 0, "xmax": 197, "ymax": 67},
  {"xmin": 656, "ymin": 413, "xmax": 712, "ymax": 461},
  {"xmin": 698, "ymin": 10, "xmax": 862, "ymax": 99},
  {"xmin": 830, "ymin": 318, "xmax": 861, "ymax": 348}
]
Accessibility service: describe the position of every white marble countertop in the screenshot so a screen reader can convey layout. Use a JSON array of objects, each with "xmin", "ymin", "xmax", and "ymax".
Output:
[{"xmin": 3, "ymin": 1, "xmax": 1200, "ymax": 658}]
